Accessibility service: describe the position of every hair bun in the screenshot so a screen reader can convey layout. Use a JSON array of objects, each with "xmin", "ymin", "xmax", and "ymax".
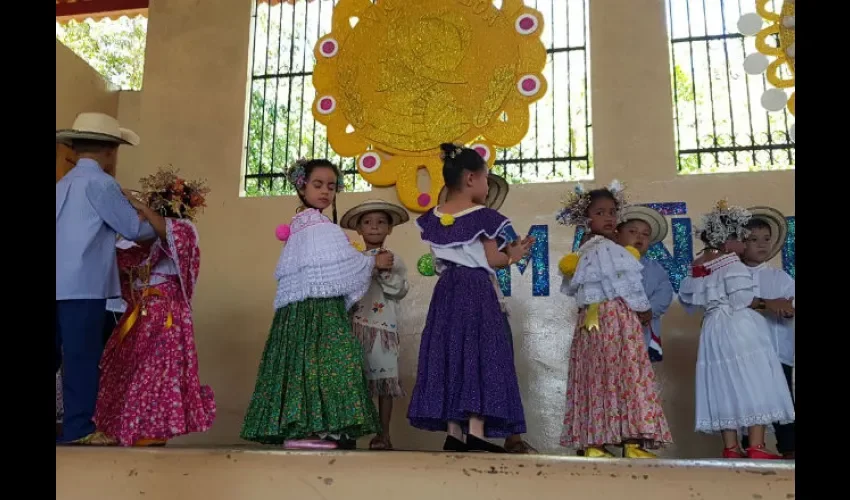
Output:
[{"xmin": 439, "ymin": 143, "xmax": 457, "ymax": 154}]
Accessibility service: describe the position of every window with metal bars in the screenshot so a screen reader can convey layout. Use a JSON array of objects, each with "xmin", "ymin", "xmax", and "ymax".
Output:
[
  {"xmin": 667, "ymin": 0, "xmax": 794, "ymax": 174},
  {"xmin": 243, "ymin": 0, "xmax": 592, "ymax": 197}
]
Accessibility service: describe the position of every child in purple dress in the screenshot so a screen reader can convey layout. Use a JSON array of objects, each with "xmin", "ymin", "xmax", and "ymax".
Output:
[{"xmin": 408, "ymin": 143, "xmax": 532, "ymax": 453}]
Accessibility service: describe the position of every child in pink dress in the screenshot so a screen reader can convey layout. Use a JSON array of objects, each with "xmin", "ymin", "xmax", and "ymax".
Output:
[
  {"xmin": 94, "ymin": 169, "xmax": 215, "ymax": 446},
  {"xmin": 557, "ymin": 181, "xmax": 672, "ymax": 458}
]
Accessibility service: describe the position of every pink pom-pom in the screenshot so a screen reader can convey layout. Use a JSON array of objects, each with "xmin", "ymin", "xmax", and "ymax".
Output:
[{"xmin": 275, "ymin": 224, "xmax": 291, "ymax": 242}]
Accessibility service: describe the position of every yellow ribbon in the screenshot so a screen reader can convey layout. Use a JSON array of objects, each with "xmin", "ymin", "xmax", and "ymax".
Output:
[
  {"xmin": 583, "ymin": 303, "xmax": 601, "ymax": 332},
  {"xmin": 118, "ymin": 288, "xmax": 173, "ymax": 342}
]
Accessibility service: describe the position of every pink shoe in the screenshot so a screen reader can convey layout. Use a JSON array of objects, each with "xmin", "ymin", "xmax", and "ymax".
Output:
[
  {"xmin": 746, "ymin": 445, "xmax": 782, "ymax": 460},
  {"xmin": 283, "ymin": 439, "xmax": 338, "ymax": 450}
]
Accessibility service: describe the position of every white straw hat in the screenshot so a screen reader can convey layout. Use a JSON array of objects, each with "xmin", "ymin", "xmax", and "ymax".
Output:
[
  {"xmin": 618, "ymin": 205, "xmax": 669, "ymax": 246},
  {"xmin": 56, "ymin": 112, "xmax": 140, "ymax": 146},
  {"xmin": 340, "ymin": 199, "xmax": 410, "ymax": 231},
  {"xmin": 746, "ymin": 206, "xmax": 788, "ymax": 261},
  {"xmin": 438, "ymin": 173, "xmax": 510, "ymax": 211}
]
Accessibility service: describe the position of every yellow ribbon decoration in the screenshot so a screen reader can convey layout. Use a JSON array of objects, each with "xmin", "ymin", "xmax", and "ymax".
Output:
[
  {"xmin": 583, "ymin": 303, "xmax": 601, "ymax": 332},
  {"xmin": 118, "ymin": 288, "xmax": 173, "ymax": 342}
]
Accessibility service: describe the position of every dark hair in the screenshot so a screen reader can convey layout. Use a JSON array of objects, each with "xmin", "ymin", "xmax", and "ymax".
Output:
[
  {"xmin": 584, "ymin": 188, "xmax": 619, "ymax": 216},
  {"xmin": 440, "ymin": 143, "xmax": 487, "ymax": 190},
  {"xmin": 71, "ymin": 139, "xmax": 119, "ymax": 154},
  {"xmin": 744, "ymin": 218, "xmax": 772, "ymax": 235},
  {"xmin": 295, "ymin": 159, "xmax": 342, "ymax": 223}
]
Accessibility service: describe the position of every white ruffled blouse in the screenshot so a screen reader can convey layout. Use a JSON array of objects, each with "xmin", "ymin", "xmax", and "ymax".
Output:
[
  {"xmin": 273, "ymin": 209, "xmax": 374, "ymax": 311},
  {"xmin": 560, "ymin": 235, "xmax": 651, "ymax": 312}
]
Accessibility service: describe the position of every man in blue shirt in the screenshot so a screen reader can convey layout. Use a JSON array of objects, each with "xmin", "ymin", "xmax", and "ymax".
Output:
[{"xmin": 56, "ymin": 112, "xmax": 156, "ymax": 444}]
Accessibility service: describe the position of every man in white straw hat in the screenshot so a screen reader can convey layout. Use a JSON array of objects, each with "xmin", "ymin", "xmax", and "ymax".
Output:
[
  {"xmin": 55, "ymin": 112, "xmax": 155, "ymax": 445},
  {"xmin": 340, "ymin": 200, "xmax": 410, "ymax": 451},
  {"xmin": 616, "ymin": 205, "xmax": 674, "ymax": 363},
  {"xmin": 739, "ymin": 206, "xmax": 795, "ymax": 459}
]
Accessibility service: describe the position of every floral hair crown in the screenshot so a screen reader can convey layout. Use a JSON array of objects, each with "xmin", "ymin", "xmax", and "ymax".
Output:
[
  {"xmin": 555, "ymin": 179, "xmax": 627, "ymax": 228},
  {"xmin": 696, "ymin": 199, "xmax": 752, "ymax": 248},
  {"xmin": 286, "ymin": 158, "xmax": 344, "ymax": 192},
  {"xmin": 139, "ymin": 166, "xmax": 209, "ymax": 221}
]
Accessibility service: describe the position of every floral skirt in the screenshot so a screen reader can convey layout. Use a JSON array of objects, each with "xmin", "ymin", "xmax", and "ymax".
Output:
[
  {"xmin": 241, "ymin": 297, "xmax": 379, "ymax": 443},
  {"xmin": 94, "ymin": 281, "xmax": 216, "ymax": 446},
  {"xmin": 560, "ymin": 298, "xmax": 672, "ymax": 449}
]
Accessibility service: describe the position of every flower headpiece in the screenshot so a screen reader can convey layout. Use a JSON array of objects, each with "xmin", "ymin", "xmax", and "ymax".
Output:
[
  {"xmin": 286, "ymin": 158, "xmax": 344, "ymax": 192},
  {"xmin": 696, "ymin": 199, "xmax": 752, "ymax": 248},
  {"xmin": 139, "ymin": 167, "xmax": 209, "ymax": 221},
  {"xmin": 555, "ymin": 179, "xmax": 627, "ymax": 228}
]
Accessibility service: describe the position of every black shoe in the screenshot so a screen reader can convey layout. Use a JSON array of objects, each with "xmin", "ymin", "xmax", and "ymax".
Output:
[
  {"xmin": 466, "ymin": 434, "xmax": 507, "ymax": 453},
  {"xmin": 335, "ymin": 437, "xmax": 356, "ymax": 450},
  {"xmin": 443, "ymin": 435, "xmax": 468, "ymax": 452}
]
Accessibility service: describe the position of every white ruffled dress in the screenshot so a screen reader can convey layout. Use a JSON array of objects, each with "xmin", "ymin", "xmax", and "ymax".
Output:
[{"xmin": 679, "ymin": 253, "xmax": 795, "ymax": 434}]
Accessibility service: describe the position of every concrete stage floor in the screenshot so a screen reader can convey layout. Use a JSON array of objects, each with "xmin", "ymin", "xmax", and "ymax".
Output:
[{"xmin": 56, "ymin": 446, "xmax": 795, "ymax": 500}]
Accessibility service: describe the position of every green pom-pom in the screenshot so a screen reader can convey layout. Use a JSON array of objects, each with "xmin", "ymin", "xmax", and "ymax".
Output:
[{"xmin": 417, "ymin": 253, "xmax": 436, "ymax": 276}]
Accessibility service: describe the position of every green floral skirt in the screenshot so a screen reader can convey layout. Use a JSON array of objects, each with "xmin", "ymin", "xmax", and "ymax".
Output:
[{"xmin": 241, "ymin": 297, "xmax": 379, "ymax": 443}]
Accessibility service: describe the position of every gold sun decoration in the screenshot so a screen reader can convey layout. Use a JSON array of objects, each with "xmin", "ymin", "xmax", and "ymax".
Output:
[{"xmin": 312, "ymin": 0, "xmax": 548, "ymax": 212}]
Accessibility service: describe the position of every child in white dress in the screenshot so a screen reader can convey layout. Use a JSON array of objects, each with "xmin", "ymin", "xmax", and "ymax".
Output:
[
  {"xmin": 341, "ymin": 200, "xmax": 411, "ymax": 451},
  {"xmin": 679, "ymin": 201, "xmax": 794, "ymax": 459}
]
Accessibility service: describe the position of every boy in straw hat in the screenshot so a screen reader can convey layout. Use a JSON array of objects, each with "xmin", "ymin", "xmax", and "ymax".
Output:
[
  {"xmin": 56, "ymin": 112, "xmax": 155, "ymax": 445},
  {"xmin": 616, "ymin": 205, "xmax": 674, "ymax": 363},
  {"xmin": 739, "ymin": 206, "xmax": 795, "ymax": 459},
  {"xmin": 340, "ymin": 200, "xmax": 411, "ymax": 450}
]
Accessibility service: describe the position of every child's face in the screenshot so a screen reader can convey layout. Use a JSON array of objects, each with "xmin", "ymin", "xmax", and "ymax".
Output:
[
  {"xmin": 617, "ymin": 219, "xmax": 652, "ymax": 255},
  {"xmin": 356, "ymin": 211, "xmax": 392, "ymax": 247},
  {"xmin": 743, "ymin": 226, "xmax": 772, "ymax": 263},
  {"xmin": 301, "ymin": 166, "xmax": 338, "ymax": 210},
  {"xmin": 469, "ymin": 168, "xmax": 489, "ymax": 205},
  {"xmin": 587, "ymin": 197, "xmax": 618, "ymax": 237}
]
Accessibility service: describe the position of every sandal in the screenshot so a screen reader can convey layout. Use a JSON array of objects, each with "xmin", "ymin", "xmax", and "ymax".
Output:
[{"xmin": 369, "ymin": 434, "xmax": 393, "ymax": 451}]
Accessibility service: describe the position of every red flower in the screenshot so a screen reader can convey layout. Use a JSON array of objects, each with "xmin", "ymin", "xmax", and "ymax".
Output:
[{"xmin": 691, "ymin": 265, "xmax": 711, "ymax": 278}]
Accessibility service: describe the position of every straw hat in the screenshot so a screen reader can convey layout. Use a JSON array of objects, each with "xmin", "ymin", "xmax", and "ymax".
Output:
[
  {"xmin": 746, "ymin": 206, "xmax": 788, "ymax": 261},
  {"xmin": 438, "ymin": 173, "xmax": 510, "ymax": 211},
  {"xmin": 618, "ymin": 205, "xmax": 669, "ymax": 246},
  {"xmin": 56, "ymin": 112, "xmax": 140, "ymax": 146},
  {"xmin": 340, "ymin": 199, "xmax": 410, "ymax": 231}
]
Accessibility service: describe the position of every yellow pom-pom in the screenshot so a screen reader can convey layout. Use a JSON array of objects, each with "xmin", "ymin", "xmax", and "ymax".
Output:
[
  {"xmin": 351, "ymin": 240, "xmax": 365, "ymax": 252},
  {"xmin": 559, "ymin": 253, "xmax": 580, "ymax": 277},
  {"xmin": 624, "ymin": 245, "xmax": 641, "ymax": 260},
  {"xmin": 439, "ymin": 214, "xmax": 455, "ymax": 226}
]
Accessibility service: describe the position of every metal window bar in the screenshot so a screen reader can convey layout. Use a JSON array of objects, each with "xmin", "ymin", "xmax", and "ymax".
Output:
[
  {"xmin": 667, "ymin": 0, "xmax": 794, "ymax": 174},
  {"xmin": 244, "ymin": 0, "xmax": 592, "ymax": 197}
]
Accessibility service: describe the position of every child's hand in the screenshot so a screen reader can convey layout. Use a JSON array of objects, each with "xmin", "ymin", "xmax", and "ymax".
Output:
[
  {"xmin": 375, "ymin": 250, "xmax": 394, "ymax": 270},
  {"xmin": 765, "ymin": 298, "xmax": 794, "ymax": 317},
  {"xmin": 507, "ymin": 238, "xmax": 533, "ymax": 262},
  {"xmin": 637, "ymin": 310, "xmax": 653, "ymax": 325}
]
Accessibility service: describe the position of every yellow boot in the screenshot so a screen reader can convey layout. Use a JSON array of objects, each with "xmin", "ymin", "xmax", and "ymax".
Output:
[
  {"xmin": 584, "ymin": 446, "xmax": 615, "ymax": 458},
  {"xmin": 623, "ymin": 443, "xmax": 658, "ymax": 458}
]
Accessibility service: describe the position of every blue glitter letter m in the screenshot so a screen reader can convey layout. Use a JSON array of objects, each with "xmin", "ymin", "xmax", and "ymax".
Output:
[{"xmin": 496, "ymin": 225, "xmax": 549, "ymax": 297}]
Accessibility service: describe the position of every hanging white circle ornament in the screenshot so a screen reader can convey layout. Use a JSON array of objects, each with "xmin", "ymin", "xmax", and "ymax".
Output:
[
  {"xmin": 743, "ymin": 53, "xmax": 770, "ymax": 75},
  {"xmin": 737, "ymin": 13, "xmax": 763, "ymax": 36},
  {"xmin": 761, "ymin": 88, "xmax": 788, "ymax": 112},
  {"xmin": 738, "ymin": 0, "xmax": 795, "ymax": 140}
]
